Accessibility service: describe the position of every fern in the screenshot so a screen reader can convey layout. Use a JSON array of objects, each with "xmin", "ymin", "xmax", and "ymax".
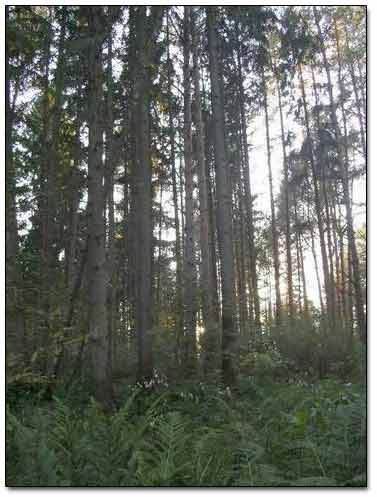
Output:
[
  {"xmin": 6, "ymin": 378, "xmax": 366, "ymax": 487},
  {"xmin": 132, "ymin": 411, "xmax": 191, "ymax": 486}
]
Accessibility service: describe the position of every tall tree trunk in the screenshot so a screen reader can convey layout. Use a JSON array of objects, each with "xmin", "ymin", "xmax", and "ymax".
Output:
[
  {"xmin": 85, "ymin": 6, "xmax": 112, "ymax": 405},
  {"xmin": 274, "ymin": 60, "xmax": 294, "ymax": 319},
  {"xmin": 133, "ymin": 6, "xmax": 154, "ymax": 381},
  {"xmin": 156, "ymin": 183, "xmax": 164, "ymax": 316},
  {"xmin": 40, "ymin": 8, "xmax": 67, "ymax": 375},
  {"xmin": 183, "ymin": 7, "xmax": 197, "ymax": 373},
  {"xmin": 236, "ymin": 29, "xmax": 260, "ymax": 331},
  {"xmin": 314, "ymin": 7, "xmax": 365, "ymax": 342},
  {"xmin": 293, "ymin": 194, "xmax": 302, "ymax": 315},
  {"xmin": 37, "ymin": 10, "xmax": 53, "ymax": 353},
  {"xmin": 204, "ymin": 114, "xmax": 221, "ymax": 325},
  {"xmin": 131, "ymin": 6, "xmax": 164, "ymax": 381},
  {"xmin": 192, "ymin": 8, "xmax": 218, "ymax": 373},
  {"xmin": 329, "ymin": 190, "xmax": 342, "ymax": 323},
  {"xmin": 299, "ymin": 232, "xmax": 309, "ymax": 318},
  {"xmin": 298, "ymin": 63, "xmax": 334, "ymax": 330},
  {"xmin": 66, "ymin": 107, "xmax": 82, "ymax": 293},
  {"xmin": 262, "ymin": 69, "xmax": 282, "ymax": 323},
  {"xmin": 6, "ymin": 6, "xmax": 25, "ymax": 360},
  {"xmin": 233, "ymin": 132, "xmax": 248, "ymax": 340},
  {"xmin": 207, "ymin": 7, "xmax": 238, "ymax": 385},
  {"xmin": 310, "ymin": 65, "xmax": 338, "ymax": 323},
  {"xmin": 338, "ymin": 220, "xmax": 348, "ymax": 326},
  {"xmin": 104, "ymin": 26, "xmax": 115, "ymax": 383},
  {"xmin": 309, "ymin": 220, "xmax": 324, "ymax": 315},
  {"xmin": 166, "ymin": 14, "xmax": 183, "ymax": 366}
]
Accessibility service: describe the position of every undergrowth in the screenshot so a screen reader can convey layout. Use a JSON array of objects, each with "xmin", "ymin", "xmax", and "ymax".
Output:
[{"xmin": 6, "ymin": 377, "xmax": 366, "ymax": 487}]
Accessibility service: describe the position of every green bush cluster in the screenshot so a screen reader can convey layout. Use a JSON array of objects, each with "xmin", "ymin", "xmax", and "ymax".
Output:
[{"xmin": 270, "ymin": 316, "xmax": 363, "ymax": 379}]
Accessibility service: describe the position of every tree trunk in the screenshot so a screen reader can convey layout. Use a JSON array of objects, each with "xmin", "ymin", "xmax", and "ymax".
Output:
[
  {"xmin": 166, "ymin": 13, "xmax": 183, "ymax": 366},
  {"xmin": 6, "ymin": 7, "xmax": 25, "ymax": 361},
  {"xmin": 130, "ymin": 6, "xmax": 164, "ymax": 381},
  {"xmin": 183, "ymin": 6, "xmax": 197, "ymax": 373},
  {"xmin": 104, "ymin": 26, "xmax": 115, "ymax": 384},
  {"xmin": 192, "ymin": 7, "xmax": 218, "ymax": 373},
  {"xmin": 298, "ymin": 63, "xmax": 334, "ymax": 330},
  {"xmin": 236, "ymin": 31, "xmax": 260, "ymax": 332},
  {"xmin": 262, "ymin": 69, "xmax": 282, "ymax": 323},
  {"xmin": 314, "ymin": 6, "xmax": 365, "ymax": 342},
  {"xmin": 207, "ymin": 7, "xmax": 238, "ymax": 385},
  {"xmin": 309, "ymin": 220, "xmax": 324, "ymax": 315},
  {"xmin": 85, "ymin": 6, "xmax": 113, "ymax": 405},
  {"xmin": 274, "ymin": 60, "xmax": 294, "ymax": 319}
]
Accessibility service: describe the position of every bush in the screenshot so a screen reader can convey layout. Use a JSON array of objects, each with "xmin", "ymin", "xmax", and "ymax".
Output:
[{"xmin": 271, "ymin": 316, "xmax": 359, "ymax": 378}]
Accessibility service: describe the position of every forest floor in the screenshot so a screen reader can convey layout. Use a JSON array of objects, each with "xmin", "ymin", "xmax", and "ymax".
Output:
[{"xmin": 6, "ymin": 373, "xmax": 366, "ymax": 487}]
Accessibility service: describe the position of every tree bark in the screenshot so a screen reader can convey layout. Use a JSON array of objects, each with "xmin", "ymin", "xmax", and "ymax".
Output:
[
  {"xmin": 192, "ymin": 8, "xmax": 218, "ymax": 373},
  {"xmin": 273, "ymin": 58, "xmax": 294, "ymax": 319},
  {"xmin": 183, "ymin": 6, "xmax": 197, "ymax": 373},
  {"xmin": 104, "ymin": 26, "xmax": 116, "ymax": 383},
  {"xmin": 207, "ymin": 7, "xmax": 238, "ymax": 385},
  {"xmin": 85, "ymin": 6, "xmax": 113, "ymax": 405},
  {"xmin": 6, "ymin": 6, "xmax": 25, "ymax": 360},
  {"xmin": 166, "ymin": 13, "xmax": 183, "ymax": 366},
  {"xmin": 130, "ymin": 6, "xmax": 164, "ymax": 381},
  {"xmin": 262, "ymin": 69, "xmax": 282, "ymax": 323}
]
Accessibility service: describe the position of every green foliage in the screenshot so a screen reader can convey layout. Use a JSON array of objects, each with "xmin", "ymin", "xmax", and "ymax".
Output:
[
  {"xmin": 270, "ymin": 316, "xmax": 362, "ymax": 379},
  {"xmin": 6, "ymin": 376, "xmax": 366, "ymax": 487}
]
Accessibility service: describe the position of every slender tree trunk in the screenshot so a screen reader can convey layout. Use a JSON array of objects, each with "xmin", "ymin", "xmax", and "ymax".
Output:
[
  {"xmin": 85, "ymin": 6, "xmax": 112, "ymax": 405},
  {"xmin": 314, "ymin": 7, "xmax": 365, "ymax": 342},
  {"xmin": 66, "ymin": 108, "xmax": 82, "ymax": 293},
  {"xmin": 236, "ymin": 32, "xmax": 260, "ymax": 331},
  {"xmin": 293, "ymin": 193, "xmax": 302, "ymax": 315},
  {"xmin": 131, "ymin": 6, "xmax": 164, "ymax": 381},
  {"xmin": 274, "ymin": 60, "xmax": 294, "ymax": 319},
  {"xmin": 182, "ymin": 7, "xmax": 197, "ymax": 373},
  {"xmin": 104, "ymin": 26, "xmax": 115, "ymax": 383},
  {"xmin": 40, "ymin": 8, "xmax": 67, "ymax": 376},
  {"xmin": 233, "ymin": 135, "xmax": 248, "ymax": 340},
  {"xmin": 204, "ymin": 118, "xmax": 221, "ymax": 325},
  {"xmin": 179, "ymin": 155, "xmax": 185, "ymax": 262},
  {"xmin": 299, "ymin": 232, "xmax": 309, "ymax": 318},
  {"xmin": 37, "ymin": 11, "xmax": 53, "ymax": 352},
  {"xmin": 330, "ymin": 190, "xmax": 342, "ymax": 323},
  {"xmin": 156, "ymin": 183, "xmax": 164, "ymax": 315},
  {"xmin": 133, "ymin": 6, "xmax": 154, "ymax": 381},
  {"xmin": 6, "ymin": 7, "xmax": 25, "ymax": 359},
  {"xmin": 338, "ymin": 221, "xmax": 348, "ymax": 326},
  {"xmin": 166, "ymin": 14, "xmax": 183, "ymax": 366},
  {"xmin": 262, "ymin": 69, "xmax": 282, "ymax": 323},
  {"xmin": 192, "ymin": 8, "xmax": 218, "ymax": 373},
  {"xmin": 309, "ymin": 221, "xmax": 324, "ymax": 315},
  {"xmin": 299, "ymin": 63, "xmax": 334, "ymax": 330},
  {"xmin": 207, "ymin": 8, "xmax": 238, "ymax": 385},
  {"xmin": 310, "ymin": 65, "xmax": 338, "ymax": 327}
]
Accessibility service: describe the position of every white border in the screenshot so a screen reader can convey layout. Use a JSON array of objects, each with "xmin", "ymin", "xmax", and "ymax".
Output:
[{"xmin": 1, "ymin": 1, "xmax": 372, "ymax": 495}]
